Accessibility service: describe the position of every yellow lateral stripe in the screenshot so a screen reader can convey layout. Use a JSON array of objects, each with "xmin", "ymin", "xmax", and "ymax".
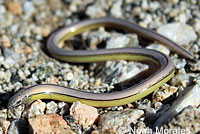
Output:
[
  {"xmin": 59, "ymin": 24, "xmax": 108, "ymax": 42},
  {"xmin": 52, "ymin": 53, "xmax": 159, "ymax": 65},
  {"xmin": 29, "ymin": 70, "xmax": 174, "ymax": 107}
]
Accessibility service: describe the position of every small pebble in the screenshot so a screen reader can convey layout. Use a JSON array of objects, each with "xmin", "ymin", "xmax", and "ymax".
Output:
[
  {"xmin": 110, "ymin": 0, "xmax": 123, "ymax": 18},
  {"xmin": 5, "ymin": 1, "xmax": 22, "ymax": 15},
  {"xmin": 46, "ymin": 101, "xmax": 58, "ymax": 114},
  {"xmin": 29, "ymin": 114, "xmax": 75, "ymax": 134},
  {"xmin": 23, "ymin": 1, "xmax": 35, "ymax": 19},
  {"xmin": 154, "ymin": 102, "xmax": 163, "ymax": 111},
  {"xmin": 65, "ymin": 72, "xmax": 75, "ymax": 81},
  {"xmin": 86, "ymin": 3, "xmax": 106, "ymax": 18},
  {"xmin": 170, "ymin": 74, "xmax": 193, "ymax": 88},
  {"xmin": 0, "ymin": 119, "xmax": 10, "ymax": 134},
  {"xmin": 23, "ymin": 100, "xmax": 46, "ymax": 118},
  {"xmin": 171, "ymin": 57, "xmax": 186, "ymax": 69},
  {"xmin": 106, "ymin": 34, "xmax": 137, "ymax": 49},
  {"xmin": 0, "ymin": 109, "xmax": 8, "ymax": 119},
  {"xmin": 0, "ymin": 5, "xmax": 6, "ymax": 14},
  {"xmin": 98, "ymin": 109, "xmax": 144, "ymax": 133},
  {"xmin": 1, "ymin": 35, "xmax": 11, "ymax": 47},
  {"xmin": 152, "ymin": 84, "xmax": 178, "ymax": 103},
  {"xmin": 70, "ymin": 101, "xmax": 98, "ymax": 128},
  {"xmin": 8, "ymin": 105, "xmax": 24, "ymax": 119}
]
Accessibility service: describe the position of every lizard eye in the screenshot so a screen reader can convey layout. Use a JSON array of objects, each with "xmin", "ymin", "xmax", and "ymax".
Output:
[{"xmin": 15, "ymin": 100, "xmax": 22, "ymax": 107}]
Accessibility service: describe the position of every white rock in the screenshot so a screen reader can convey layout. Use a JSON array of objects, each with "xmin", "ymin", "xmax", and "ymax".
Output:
[
  {"xmin": 3, "ymin": 58, "xmax": 15, "ymax": 69},
  {"xmin": 194, "ymin": 18, "xmax": 200, "ymax": 35},
  {"xmin": 0, "ymin": 56, "xmax": 4, "ymax": 64},
  {"xmin": 18, "ymin": 70, "xmax": 26, "ymax": 80},
  {"xmin": 106, "ymin": 34, "xmax": 131, "ymax": 49},
  {"xmin": 178, "ymin": 13, "xmax": 187, "ymax": 23},
  {"xmin": 104, "ymin": 60, "xmax": 148, "ymax": 84},
  {"xmin": 69, "ymin": 0, "xmax": 82, "ymax": 12},
  {"xmin": 46, "ymin": 101, "xmax": 58, "ymax": 114},
  {"xmin": 24, "ymin": 69, "xmax": 31, "ymax": 77},
  {"xmin": 170, "ymin": 73, "xmax": 191, "ymax": 87},
  {"xmin": 32, "ymin": 74, "xmax": 38, "ymax": 81},
  {"xmin": 174, "ymin": 84, "xmax": 200, "ymax": 113},
  {"xmin": 98, "ymin": 109, "xmax": 144, "ymax": 133},
  {"xmin": 141, "ymin": 0, "xmax": 148, "ymax": 10},
  {"xmin": 172, "ymin": 58, "xmax": 186, "ymax": 69},
  {"xmin": 86, "ymin": 4, "xmax": 106, "ymax": 18},
  {"xmin": 10, "ymin": 24, "xmax": 19, "ymax": 34},
  {"xmin": 23, "ymin": 100, "xmax": 46, "ymax": 118},
  {"xmin": 0, "ymin": 5, "xmax": 6, "ymax": 14},
  {"xmin": 149, "ymin": 1, "xmax": 160, "ymax": 11},
  {"xmin": 110, "ymin": 0, "xmax": 123, "ymax": 18},
  {"xmin": 143, "ymin": 14, "xmax": 152, "ymax": 25},
  {"xmin": 8, "ymin": 105, "xmax": 25, "ymax": 119},
  {"xmin": 157, "ymin": 23, "xmax": 197, "ymax": 45},
  {"xmin": 116, "ymin": 61, "xmax": 149, "ymax": 83},
  {"xmin": 65, "ymin": 72, "xmax": 74, "ymax": 81},
  {"xmin": 23, "ymin": 1, "xmax": 35, "ymax": 18}
]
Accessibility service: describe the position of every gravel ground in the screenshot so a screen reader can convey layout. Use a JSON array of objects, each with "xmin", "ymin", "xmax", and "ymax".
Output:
[{"xmin": 0, "ymin": 0, "xmax": 200, "ymax": 134}]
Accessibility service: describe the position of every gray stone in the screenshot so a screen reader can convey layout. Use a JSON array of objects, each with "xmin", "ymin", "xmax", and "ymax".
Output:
[{"xmin": 157, "ymin": 23, "xmax": 197, "ymax": 45}]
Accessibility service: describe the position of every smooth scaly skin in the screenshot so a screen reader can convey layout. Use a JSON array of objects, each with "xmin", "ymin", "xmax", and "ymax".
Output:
[{"xmin": 8, "ymin": 18, "xmax": 193, "ymax": 108}]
